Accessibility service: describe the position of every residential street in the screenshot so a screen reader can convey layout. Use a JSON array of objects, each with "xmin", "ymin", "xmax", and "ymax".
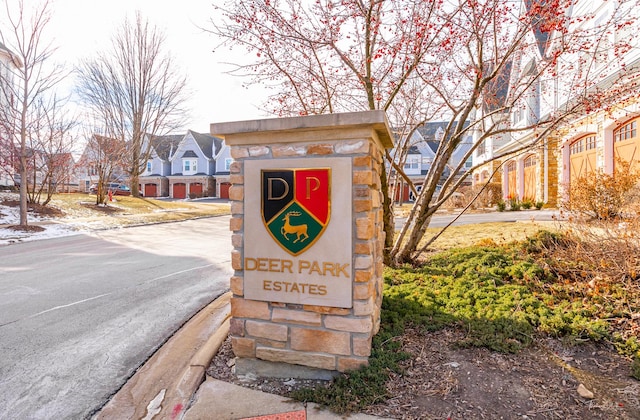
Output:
[
  {"xmin": 0, "ymin": 216, "xmax": 232, "ymax": 419},
  {"xmin": 395, "ymin": 208, "xmax": 566, "ymax": 229}
]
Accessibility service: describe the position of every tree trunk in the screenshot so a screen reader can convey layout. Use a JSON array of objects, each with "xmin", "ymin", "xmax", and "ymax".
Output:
[
  {"xmin": 19, "ymin": 123, "xmax": 28, "ymax": 226},
  {"xmin": 380, "ymin": 164, "xmax": 395, "ymax": 266},
  {"xmin": 130, "ymin": 172, "xmax": 140, "ymax": 197},
  {"xmin": 19, "ymin": 160, "xmax": 28, "ymax": 226}
]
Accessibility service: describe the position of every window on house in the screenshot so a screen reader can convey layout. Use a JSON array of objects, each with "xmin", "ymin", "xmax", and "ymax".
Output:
[
  {"xmin": 404, "ymin": 155, "xmax": 419, "ymax": 170},
  {"xmin": 570, "ymin": 138, "xmax": 584, "ymax": 155},
  {"xmin": 524, "ymin": 155, "xmax": 537, "ymax": 167},
  {"xmin": 570, "ymin": 134, "xmax": 597, "ymax": 155},
  {"xmin": 513, "ymin": 104, "xmax": 525, "ymax": 125},
  {"xmin": 146, "ymin": 161, "xmax": 152, "ymax": 173},
  {"xmin": 183, "ymin": 159, "xmax": 197, "ymax": 174},
  {"xmin": 476, "ymin": 140, "xmax": 486, "ymax": 156},
  {"xmin": 225, "ymin": 158, "xmax": 232, "ymax": 171},
  {"xmin": 614, "ymin": 119, "xmax": 637, "ymax": 142}
]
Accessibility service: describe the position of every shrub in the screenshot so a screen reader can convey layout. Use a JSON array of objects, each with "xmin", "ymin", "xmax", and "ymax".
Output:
[
  {"xmin": 293, "ymin": 231, "xmax": 640, "ymax": 412},
  {"xmin": 443, "ymin": 189, "xmax": 466, "ymax": 210},
  {"xmin": 565, "ymin": 159, "xmax": 640, "ymax": 219},
  {"xmin": 523, "ymin": 224, "xmax": 640, "ymax": 355},
  {"xmin": 497, "ymin": 200, "xmax": 506, "ymax": 212},
  {"xmin": 633, "ymin": 354, "xmax": 640, "ymax": 380},
  {"xmin": 521, "ymin": 200, "xmax": 533, "ymax": 209},
  {"xmin": 535, "ymin": 201, "xmax": 544, "ymax": 210},
  {"xmin": 508, "ymin": 195, "xmax": 521, "ymax": 211},
  {"xmin": 470, "ymin": 182, "xmax": 503, "ymax": 208}
]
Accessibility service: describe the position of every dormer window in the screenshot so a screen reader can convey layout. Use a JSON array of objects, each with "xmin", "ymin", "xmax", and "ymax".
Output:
[
  {"xmin": 404, "ymin": 155, "xmax": 420, "ymax": 170},
  {"xmin": 145, "ymin": 161, "xmax": 152, "ymax": 174},
  {"xmin": 183, "ymin": 159, "xmax": 197, "ymax": 175}
]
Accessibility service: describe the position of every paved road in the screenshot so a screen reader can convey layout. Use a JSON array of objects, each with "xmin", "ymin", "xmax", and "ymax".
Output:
[
  {"xmin": 396, "ymin": 209, "xmax": 566, "ymax": 229},
  {"xmin": 0, "ymin": 216, "xmax": 232, "ymax": 419}
]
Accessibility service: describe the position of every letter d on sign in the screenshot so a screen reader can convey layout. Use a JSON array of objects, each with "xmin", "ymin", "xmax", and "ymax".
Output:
[{"xmin": 268, "ymin": 177, "xmax": 290, "ymax": 200}]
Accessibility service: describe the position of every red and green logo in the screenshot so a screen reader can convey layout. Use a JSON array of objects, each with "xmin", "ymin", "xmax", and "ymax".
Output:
[{"xmin": 261, "ymin": 168, "xmax": 331, "ymax": 256}]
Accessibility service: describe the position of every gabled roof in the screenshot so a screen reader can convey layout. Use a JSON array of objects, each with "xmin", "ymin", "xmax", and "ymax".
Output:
[
  {"xmin": 407, "ymin": 145, "xmax": 421, "ymax": 155},
  {"xmin": 189, "ymin": 130, "xmax": 218, "ymax": 159},
  {"xmin": 78, "ymin": 134, "xmax": 126, "ymax": 164},
  {"xmin": 0, "ymin": 41, "xmax": 22, "ymax": 67},
  {"xmin": 406, "ymin": 131, "xmax": 436, "ymax": 159},
  {"xmin": 411, "ymin": 121, "xmax": 473, "ymax": 169},
  {"xmin": 213, "ymin": 137, "xmax": 223, "ymax": 156},
  {"xmin": 181, "ymin": 150, "xmax": 198, "ymax": 158},
  {"xmin": 150, "ymin": 131, "xmax": 224, "ymax": 161},
  {"xmin": 524, "ymin": 0, "xmax": 558, "ymax": 58},
  {"xmin": 417, "ymin": 121, "xmax": 448, "ymax": 143},
  {"xmin": 50, "ymin": 152, "xmax": 75, "ymax": 164},
  {"xmin": 150, "ymin": 134, "xmax": 182, "ymax": 161},
  {"xmin": 416, "ymin": 121, "xmax": 471, "ymax": 154},
  {"xmin": 482, "ymin": 60, "xmax": 513, "ymax": 113}
]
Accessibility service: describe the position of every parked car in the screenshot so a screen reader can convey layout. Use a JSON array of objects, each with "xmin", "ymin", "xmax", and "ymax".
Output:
[{"xmin": 89, "ymin": 182, "xmax": 131, "ymax": 196}]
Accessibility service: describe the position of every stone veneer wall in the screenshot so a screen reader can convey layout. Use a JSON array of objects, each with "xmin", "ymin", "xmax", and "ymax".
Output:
[
  {"xmin": 545, "ymin": 135, "xmax": 559, "ymax": 207},
  {"xmin": 227, "ymin": 138, "xmax": 387, "ymax": 373}
]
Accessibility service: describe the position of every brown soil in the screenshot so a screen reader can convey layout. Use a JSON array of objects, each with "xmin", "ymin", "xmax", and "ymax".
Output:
[
  {"xmin": 208, "ymin": 329, "xmax": 640, "ymax": 419},
  {"xmin": 80, "ymin": 203, "xmax": 124, "ymax": 214},
  {"xmin": 6, "ymin": 224, "xmax": 46, "ymax": 233},
  {"xmin": 1, "ymin": 199, "xmax": 65, "ymax": 217}
]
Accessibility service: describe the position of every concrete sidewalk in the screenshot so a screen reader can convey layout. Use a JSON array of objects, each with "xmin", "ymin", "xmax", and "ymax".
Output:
[{"xmin": 95, "ymin": 292, "xmax": 390, "ymax": 420}]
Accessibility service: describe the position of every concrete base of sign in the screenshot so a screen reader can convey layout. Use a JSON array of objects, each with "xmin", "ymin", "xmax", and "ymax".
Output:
[{"xmin": 235, "ymin": 358, "xmax": 341, "ymax": 381}]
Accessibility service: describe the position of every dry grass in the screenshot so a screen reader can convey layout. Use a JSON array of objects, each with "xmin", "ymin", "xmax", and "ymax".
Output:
[
  {"xmin": 392, "ymin": 200, "xmax": 559, "ymax": 254},
  {"xmin": 50, "ymin": 194, "xmax": 555, "ymax": 246},
  {"xmin": 49, "ymin": 193, "xmax": 230, "ymax": 225},
  {"xmin": 418, "ymin": 220, "xmax": 560, "ymax": 252}
]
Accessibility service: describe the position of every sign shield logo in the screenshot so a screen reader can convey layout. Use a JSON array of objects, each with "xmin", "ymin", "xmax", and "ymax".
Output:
[{"xmin": 262, "ymin": 168, "xmax": 330, "ymax": 256}]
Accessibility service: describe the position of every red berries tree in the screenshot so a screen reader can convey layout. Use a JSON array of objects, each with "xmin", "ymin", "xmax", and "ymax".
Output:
[{"xmin": 209, "ymin": 0, "xmax": 638, "ymax": 265}]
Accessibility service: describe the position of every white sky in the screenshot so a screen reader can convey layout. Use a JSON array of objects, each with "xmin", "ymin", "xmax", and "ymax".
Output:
[{"xmin": 44, "ymin": 0, "xmax": 269, "ymax": 134}]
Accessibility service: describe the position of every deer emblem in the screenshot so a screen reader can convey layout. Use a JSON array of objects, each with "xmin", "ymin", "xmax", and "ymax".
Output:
[{"xmin": 281, "ymin": 211, "xmax": 309, "ymax": 243}]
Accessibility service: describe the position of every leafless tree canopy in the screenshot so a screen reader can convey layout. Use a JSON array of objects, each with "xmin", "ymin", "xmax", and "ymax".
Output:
[
  {"xmin": 77, "ymin": 128, "xmax": 128, "ymax": 205},
  {"xmin": 0, "ymin": 0, "xmax": 67, "ymax": 225},
  {"xmin": 24, "ymin": 98, "xmax": 77, "ymax": 206},
  {"xmin": 209, "ymin": 0, "xmax": 639, "ymax": 265},
  {"xmin": 75, "ymin": 11, "xmax": 189, "ymax": 197}
]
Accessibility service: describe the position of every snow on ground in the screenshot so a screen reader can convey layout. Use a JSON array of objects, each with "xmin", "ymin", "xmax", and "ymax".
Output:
[{"xmin": 0, "ymin": 192, "xmax": 87, "ymax": 246}]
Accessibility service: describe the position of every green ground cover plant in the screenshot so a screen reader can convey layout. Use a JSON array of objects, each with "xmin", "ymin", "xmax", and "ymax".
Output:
[{"xmin": 293, "ymin": 229, "xmax": 639, "ymax": 413}]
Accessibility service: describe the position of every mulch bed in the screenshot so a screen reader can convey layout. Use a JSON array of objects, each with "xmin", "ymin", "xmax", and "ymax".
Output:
[
  {"xmin": 5, "ymin": 224, "xmax": 46, "ymax": 233},
  {"xmin": 208, "ymin": 329, "xmax": 640, "ymax": 420},
  {"xmin": 80, "ymin": 203, "xmax": 124, "ymax": 214}
]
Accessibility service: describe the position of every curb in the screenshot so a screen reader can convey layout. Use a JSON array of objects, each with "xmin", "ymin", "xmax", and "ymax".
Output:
[{"xmin": 94, "ymin": 292, "xmax": 231, "ymax": 420}]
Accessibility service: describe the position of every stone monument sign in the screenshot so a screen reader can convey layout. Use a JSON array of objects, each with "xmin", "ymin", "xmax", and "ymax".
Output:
[{"xmin": 211, "ymin": 110, "xmax": 393, "ymax": 374}]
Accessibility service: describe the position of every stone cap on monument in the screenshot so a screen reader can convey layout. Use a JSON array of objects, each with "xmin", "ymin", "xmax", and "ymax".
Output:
[{"xmin": 210, "ymin": 110, "xmax": 393, "ymax": 149}]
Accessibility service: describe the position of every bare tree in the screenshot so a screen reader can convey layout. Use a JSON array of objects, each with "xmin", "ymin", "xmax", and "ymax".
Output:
[
  {"xmin": 0, "ymin": 0, "xmax": 65, "ymax": 227},
  {"xmin": 209, "ymin": 0, "xmax": 446, "ymax": 262},
  {"xmin": 75, "ymin": 11, "xmax": 189, "ymax": 198},
  {"xmin": 26, "ymin": 99, "xmax": 77, "ymax": 205},
  {"xmin": 391, "ymin": 0, "xmax": 640, "ymax": 264},
  {"xmin": 209, "ymin": 0, "xmax": 639, "ymax": 265},
  {"xmin": 77, "ymin": 130, "xmax": 127, "ymax": 205}
]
